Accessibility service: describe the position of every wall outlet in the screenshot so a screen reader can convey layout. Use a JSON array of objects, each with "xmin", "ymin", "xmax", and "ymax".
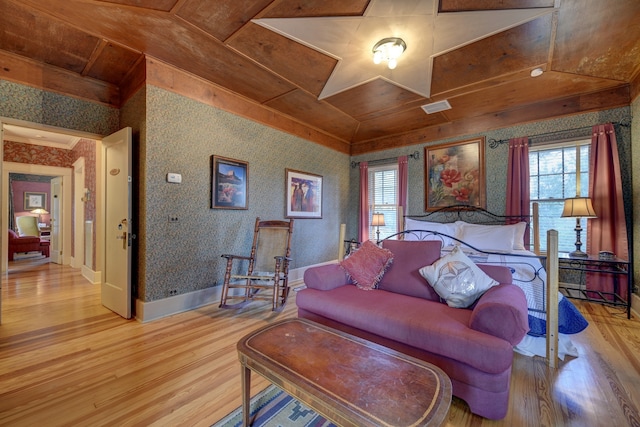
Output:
[
  {"xmin": 168, "ymin": 215, "xmax": 179, "ymax": 223},
  {"xmin": 167, "ymin": 173, "xmax": 182, "ymax": 183},
  {"xmin": 168, "ymin": 289, "xmax": 178, "ymax": 296}
]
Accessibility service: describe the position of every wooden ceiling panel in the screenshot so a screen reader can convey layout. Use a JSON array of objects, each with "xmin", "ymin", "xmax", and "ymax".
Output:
[
  {"xmin": 431, "ymin": 16, "xmax": 552, "ymax": 96},
  {"xmin": 260, "ymin": 0, "xmax": 368, "ymax": 18},
  {"xmin": 3, "ymin": 1, "xmax": 638, "ymax": 153},
  {"xmin": 176, "ymin": 0, "xmax": 273, "ymax": 41},
  {"xmin": 18, "ymin": 0, "xmax": 295, "ymax": 103},
  {"xmin": 325, "ymin": 79, "xmax": 426, "ymax": 121},
  {"xmin": 439, "ymin": 0, "xmax": 554, "ymax": 12},
  {"xmin": 85, "ymin": 42, "xmax": 143, "ymax": 85},
  {"xmin": 265, "ymin": 89, "xmax": 358, "ymax": 141},
  {"xmin": 352, "ymin": 107, "xmax": 448, "ymax": 143},
  {"xmin": 553, "ymin": 0, "xmax": 640, "ymax": 81},
  {"xmin": 228, "ymin": 22, "xmax": 336, "ymax": 97},
  {"xmin": 95, "ymin": 0, "xmax": 178, "ymax": 11},
  {"xmin": 444, "ymin": 71, "xmax": 628, "ymax": 122},
  {"xmin": 0, "ymin": 2, "xmax": 99, "ymax": 74}
]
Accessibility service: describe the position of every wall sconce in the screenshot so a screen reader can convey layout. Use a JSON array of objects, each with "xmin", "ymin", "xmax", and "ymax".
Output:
[
  {"xmin": 561, "ymin": 197, "xmax": 597, "ymax": 257},
  {"xmin": 371, "ymin": 212, "xmax": 386, "ymax": 242},
  {"xmin": 372, "ymin": 37, "xmax": 406, "ymax": 70}
]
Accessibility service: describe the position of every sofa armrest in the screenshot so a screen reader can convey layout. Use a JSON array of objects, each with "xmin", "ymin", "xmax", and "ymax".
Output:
[
  {"xmin": 469, "ymin": 284, "xmax": 529, "ymax": 345},
  {"xmin": 477, "ymin": 264, "xmax": 512, "ymax": 284},
  {"xmin": 303, "ymin": 264, "xmax": 352, "ymax": 291}
]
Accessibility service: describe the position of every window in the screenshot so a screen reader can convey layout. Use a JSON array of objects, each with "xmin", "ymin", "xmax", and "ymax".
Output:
[
  {"xmin": 529, "ymin": 139, "xmax": 590, "ymax": 252},
  {"xmin": 368, "ymin": 164, "xmax": 399, "ymax": 240}
]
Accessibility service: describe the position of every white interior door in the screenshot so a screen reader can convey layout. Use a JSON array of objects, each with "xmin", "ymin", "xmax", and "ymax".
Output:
[
  {"xmin": 50, "ymin": 177, "xmax": 62, "ymax": 264},
  {"xmin": 102, "ymin": 127, "xmax": 133, "ymax": 319}
]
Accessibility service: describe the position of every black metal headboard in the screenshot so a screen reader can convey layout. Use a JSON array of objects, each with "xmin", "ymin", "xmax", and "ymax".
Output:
[{"xmin": 405, "ymin": 205, "xmax": 531, "ymax": 226}]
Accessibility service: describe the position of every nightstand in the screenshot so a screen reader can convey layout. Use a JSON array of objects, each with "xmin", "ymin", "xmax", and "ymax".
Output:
[{"xmin": 558, "ymin": 253, "xmax": 632, "ymax": 319}]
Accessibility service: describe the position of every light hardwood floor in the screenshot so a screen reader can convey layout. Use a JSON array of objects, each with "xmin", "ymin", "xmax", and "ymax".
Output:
[{"xmin": 1, "ymin": 260, "xmax": 639, "ymax": 426}]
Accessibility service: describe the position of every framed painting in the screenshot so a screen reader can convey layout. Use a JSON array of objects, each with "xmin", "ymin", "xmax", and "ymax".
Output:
[
  {"xmin": 285, "ymin": 169, "xmax": 322, "ymax": 219},
  {"xmin": 424, "ymin": 137, "xmax": 486, "ymax": 211},
  {"xmin": 210, "ymin": 155, "xmax": 248, "ymax": 209},
  {"xmin": 24, "ymin": 192, "xmax": 47, "ymax": 210}
]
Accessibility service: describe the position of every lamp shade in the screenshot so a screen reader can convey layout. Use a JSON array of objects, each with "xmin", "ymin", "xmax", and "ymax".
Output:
[
  {"xmin": 31, "ymin": 208, "xmax": 49, "ymax": 215},
  {"xmin": 561, "ymin": 197, "xmax": 597, "ymax": 218},
  {"xmin": 371, "ymin": 213, "xmax": 386, "ymax": 227}
]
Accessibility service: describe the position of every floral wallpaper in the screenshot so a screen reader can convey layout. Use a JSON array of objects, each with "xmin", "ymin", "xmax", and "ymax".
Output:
[{"xmin": 3, "ymin": 140, "xmax": 74, "ymax": 166}]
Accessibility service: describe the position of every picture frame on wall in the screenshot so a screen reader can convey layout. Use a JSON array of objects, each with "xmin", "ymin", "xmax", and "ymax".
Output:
[
  {"xmin": 24, "ymin": 192, "xmax": 47, "ymax": 210},
  {"xmin": 285, "ymin": 169, "xmax": 322, "ymax": 219},
  {"xmin": 210, "ymin": 155, "xmax": 248, "ymax": 209},
  {"xmin": 424, "ymin": 137, "xmax": 486, "ymax": 211}
]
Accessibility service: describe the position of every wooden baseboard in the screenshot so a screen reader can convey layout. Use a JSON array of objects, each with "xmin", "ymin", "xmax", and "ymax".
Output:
[{"xmin": 134, "ymin": 260, "xmax": 337, "ymax": 323}]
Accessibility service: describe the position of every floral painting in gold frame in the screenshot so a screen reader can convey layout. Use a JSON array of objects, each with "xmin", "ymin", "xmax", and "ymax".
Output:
[{"xmin": 424, "ymin": 137, "xmax": 486, "ymax": 211}]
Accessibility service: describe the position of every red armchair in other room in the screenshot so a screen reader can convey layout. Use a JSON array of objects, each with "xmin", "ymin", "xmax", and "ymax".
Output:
[{"xmin": 8, "ymin": 229, "xmax": 50, "ymax": 261}]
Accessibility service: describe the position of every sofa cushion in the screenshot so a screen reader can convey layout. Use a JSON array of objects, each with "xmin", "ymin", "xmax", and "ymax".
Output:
[
  {"xmin": 296, "ymin": 286, "xmax": 514, "ymax": 374},
  {"xmin": 339, "ymin": 240, "xmax": 393, "ymax": 290},
  {"xmin": 419, "ymin": 246, "xmax": 499, "ymax": 308},
  {"xmin": 469, "ymin": 284, "xmax": 529, "ymax": 345},
  {"xmin": 378, "ymin": 240, "xmax": 442, "ymax": 301}
]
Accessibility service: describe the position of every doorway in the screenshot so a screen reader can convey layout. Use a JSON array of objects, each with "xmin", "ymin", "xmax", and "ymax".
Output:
[{"xmin": 1, "ymin": 119, "xmax": 102, "ymax": 323}]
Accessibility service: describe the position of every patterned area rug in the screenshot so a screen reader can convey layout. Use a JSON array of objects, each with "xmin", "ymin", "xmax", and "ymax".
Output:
[{"xmin": 213, "ymin": 385, "xmax": 336, "ymax": 427}]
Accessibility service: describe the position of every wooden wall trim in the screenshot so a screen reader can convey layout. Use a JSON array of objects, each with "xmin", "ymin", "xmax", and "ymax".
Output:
[
  {"xmin": 350, "ymin": 85, "xmax": 631, "ymax": 156},
  {"xmin": 630, "ymin": 71, "xmax": 640, "ymax": 103},
  {"xmin": 144, "ymin": 57, "xmax": 351, "ymax": 154},
  {"xmin": 0, "ymin": 51, "xmax": 120, "ymax": 107}
]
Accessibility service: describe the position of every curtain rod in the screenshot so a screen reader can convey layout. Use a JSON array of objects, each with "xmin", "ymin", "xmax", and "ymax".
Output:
[
  {"xmin": 351, "ymin": 150, "xmax": 420, "ymax": 168},
  {"xmin": 488, "ymin": 118, "xmax": 632, "ymax": 149}
]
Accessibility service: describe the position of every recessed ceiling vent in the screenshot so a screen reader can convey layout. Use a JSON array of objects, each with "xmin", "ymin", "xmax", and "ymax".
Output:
[{"xmin": 421, "ymin": 100, "xmax": 452, "ymax": 114}]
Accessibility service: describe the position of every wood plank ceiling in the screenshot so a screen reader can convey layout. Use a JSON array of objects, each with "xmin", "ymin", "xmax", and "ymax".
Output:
[{"xmin": 1, "ymin": 0, "xmax": 639, "ymax": 155}]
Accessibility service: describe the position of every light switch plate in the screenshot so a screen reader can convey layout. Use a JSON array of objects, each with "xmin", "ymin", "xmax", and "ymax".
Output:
[{"xmin": 167, "ymin": 173, "xmax": 182, "ymax": 183}]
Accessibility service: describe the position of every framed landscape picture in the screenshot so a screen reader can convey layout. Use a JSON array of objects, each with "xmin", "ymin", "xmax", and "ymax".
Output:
[
  {"xmin": 24, "ymin": 192, "xmax": 47, "ymax": 210},
  {"xmin": 424, "ymin": 137, "xmax": 486, "ymax": 211},
  {"xmin": 211, "ymin": 155, "xmax": 248, "ymax": 209},
  {"xmin": 285, "ymin": 169, "xmax": 322, "ymax": 219}
]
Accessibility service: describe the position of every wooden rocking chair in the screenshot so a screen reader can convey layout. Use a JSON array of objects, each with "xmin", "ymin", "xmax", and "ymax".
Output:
[{"xmin": 219, "ymin": 218, "xmax": 294, "ymax": 311}]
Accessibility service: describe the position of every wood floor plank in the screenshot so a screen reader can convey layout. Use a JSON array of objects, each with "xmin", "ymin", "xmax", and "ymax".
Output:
[{"xmin": 1, "ymin": 261, "xmax": 639, "ymax": 426}]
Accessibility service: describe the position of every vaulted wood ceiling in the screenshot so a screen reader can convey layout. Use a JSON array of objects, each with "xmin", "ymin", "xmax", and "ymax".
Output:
[{"xmin": 1, "ymin": 0, "xmax": 639, "ymax": 155}]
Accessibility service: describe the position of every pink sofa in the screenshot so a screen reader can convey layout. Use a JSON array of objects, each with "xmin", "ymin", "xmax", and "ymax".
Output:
[
  {"xmin": 297, "ymin": 240, "xmax": 529, "ymax": 420},
  {"xmin": 8, "ymin": 229, "xmax": 50, "ymax": 261}
]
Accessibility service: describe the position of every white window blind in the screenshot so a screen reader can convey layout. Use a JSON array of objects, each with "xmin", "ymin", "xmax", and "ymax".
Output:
[
  {"xmin": 368, "ymin": 165, "xmax": 399, "ymax": 240},
  {"xmin": 529, "ymin": 139, "xmax": 590, "ymax": 252}
]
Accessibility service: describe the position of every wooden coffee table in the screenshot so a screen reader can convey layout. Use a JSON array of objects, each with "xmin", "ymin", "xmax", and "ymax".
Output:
[{"xmin": 237, "ymin": 318, "xmax": 452, "ymax": 426}]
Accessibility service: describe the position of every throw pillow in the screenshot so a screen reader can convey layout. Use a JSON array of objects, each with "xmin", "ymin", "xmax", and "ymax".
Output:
[
  {"xmin": 340, "ymin": 240, "xmax": 393, "ymax": 290},
  {"xmin": 419, "ymin": 246, "xmax": 499, "ymax": 308}
]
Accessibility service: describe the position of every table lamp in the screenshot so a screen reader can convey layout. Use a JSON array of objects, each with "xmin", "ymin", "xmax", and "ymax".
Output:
[
  {"xmin": 31, "ymin": 208, "xmax": 49, "ymax": 225},
  {"xmin": 371, "ymin": 212, "xmax": 386, "ymax": 242},
  {"xmin": 561, "ymin": 197, "xmax": 596, "ymax": 257}
]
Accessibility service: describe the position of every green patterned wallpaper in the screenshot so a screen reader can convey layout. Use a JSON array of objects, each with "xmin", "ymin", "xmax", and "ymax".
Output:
[
  {"xmin": 631, "ymin": 96, "xmax": 640, "ymax": 292},
  {"xmin": 0, "ymin": 81, "xmax": 118, "ymax": 135},
  {"xmin": 349, "ymin": 107, "xmax": 633, "ymax": 230},
  {"xmin": 131, "ymin": 85, "xmax": 351, "ymax": 302}
]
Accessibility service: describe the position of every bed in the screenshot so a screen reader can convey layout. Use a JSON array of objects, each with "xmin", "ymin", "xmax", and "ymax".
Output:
[{"xmin": 389, "ymin": 205, "xmax": 589, "ymax": 361}]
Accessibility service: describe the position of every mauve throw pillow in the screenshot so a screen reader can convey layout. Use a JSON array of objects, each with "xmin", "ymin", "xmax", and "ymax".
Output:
[{"xmin": 340, "ymin": 240, "xmax": 393, "ymax": 290}]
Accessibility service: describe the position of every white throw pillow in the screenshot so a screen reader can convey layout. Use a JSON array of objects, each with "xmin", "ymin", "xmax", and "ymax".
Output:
[
  {"xmin": 419, "ymin": 246, "xmax": 499, "ymax": 308},
  {"xmin": 508, "ymin": 222, "xmax": 528, "ymax": 251},
  {"xmin": 404, "ymin": 218, "xmax": 456, "ymax": 246},
  {"xmin": 456, "ymin": 222, "xmax": 515, "ymax": 252}
]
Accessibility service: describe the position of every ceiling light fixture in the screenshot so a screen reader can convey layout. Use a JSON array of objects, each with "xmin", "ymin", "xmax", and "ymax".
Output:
[
  {"xmin": 530, "ymin": 67, "xmax": 544, "ymax": 77},
  {"xmin": 372, "ymin": 37, "xmax": 406, "ymax": 70}
]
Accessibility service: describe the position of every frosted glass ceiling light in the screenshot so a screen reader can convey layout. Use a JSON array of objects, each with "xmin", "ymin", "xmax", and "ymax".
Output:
[{"xmin": 372, "ymin": 37, "xmax": 406, "ymax": 70}]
